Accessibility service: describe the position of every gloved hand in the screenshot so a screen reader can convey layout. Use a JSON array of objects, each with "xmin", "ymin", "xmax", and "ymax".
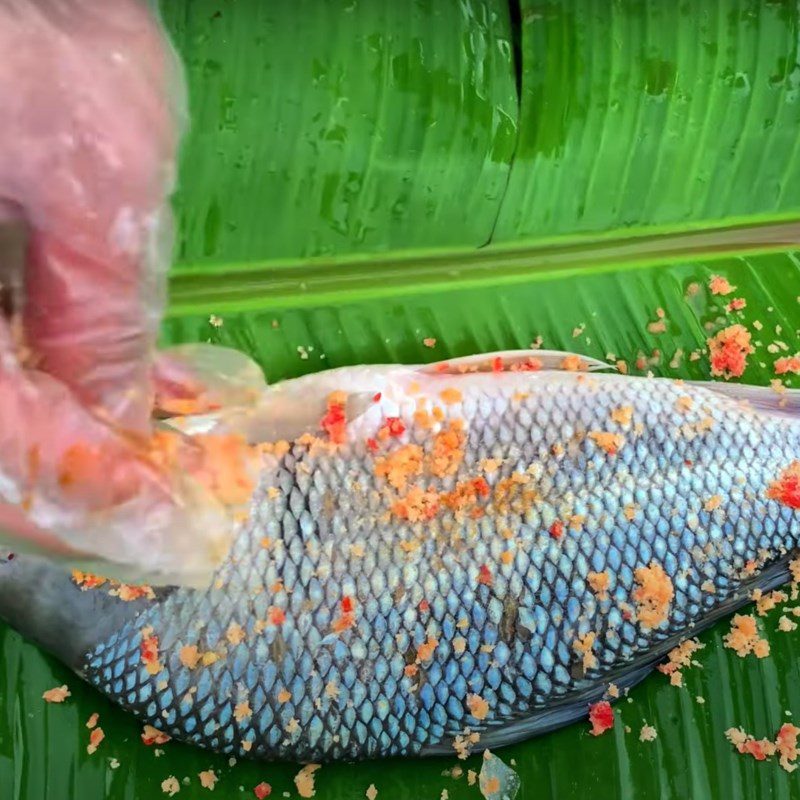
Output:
[{"xmin": 0, "ymin": 0, "xmax": 262, "ymax": 586}]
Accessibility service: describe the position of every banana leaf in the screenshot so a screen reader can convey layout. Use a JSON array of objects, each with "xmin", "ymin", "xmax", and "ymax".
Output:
[{"xmin": 3, "ymin": 2, "xmax": 800, "ymax": 799}]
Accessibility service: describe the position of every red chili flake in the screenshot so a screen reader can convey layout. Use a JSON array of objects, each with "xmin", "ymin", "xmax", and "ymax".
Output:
[
  {"xmin": 268, "ymin": 607, "xmax": 286, "ymax": 625},
  {"xmin": 385, "ymin": 417, "xmax": 406, "ymax": 437},
  {"xmin": 684, "ymin": 460, "xmax": 694, "ymax": 467},
  {"xmin": 419, "ymin": 599, "xmax": 430, "ymax": 613},
  {"xmin": 254, "ymin": 783, "xmax": 272, "ymax": 799},
  {"xmin": 341, "ymin": 596, "xmax": 355, "ymax": 614},
  {"xmin": 478, "ymin": 564, "xmax": 493, "ymax": 586},
  {"xmin": 472, "ymin": 477, "xmax": 490, "ymax": 498},
  {"xmin": 549, "ymin": 520, "xmax": 564, "ymax": 539},
  {"xmin": 320, "ymin": 392, "xmax": 347, "ymax": 444},
  {"xmin": 622, "ymin": 608, "xmax": 632, "ymax": 621},
  {"xmin": 373, "ymin": 393, "xmax": 382, "ymax": 402},
  {"xmin": 366, "ymin": 438, "xmax": 379, "ymax": 453},
  {"xmin": 588, "ymin": 700, "xmax": 614, "ymax": 736},
  {"xmin": 492, "ymin": 356, "xmax": 504, "ymax": 373},
  {"xmin": 767, "ymin": 462, "xmax": 800, "ymax": 509},
  {"xmin": 434, "ymin": 362, "xmax": 450, "ymax": 373}
]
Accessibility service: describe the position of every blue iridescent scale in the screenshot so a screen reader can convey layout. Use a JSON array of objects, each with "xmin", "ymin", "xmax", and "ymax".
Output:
[{"xmin": 82, "ymin": 372, "xmax": 800, "ymax": 760}]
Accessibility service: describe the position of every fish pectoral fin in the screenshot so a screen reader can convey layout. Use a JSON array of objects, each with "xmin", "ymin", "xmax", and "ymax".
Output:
[
  {"xmin": 154, "ymin": 344, "xmax": 268, "ymax": 417},
  {"xmin": 417, "ymin": 349, "xmax": 614, "ymax": 374},
  {"xmin": 688, "ymin": 380, "xmax": 800, "ymax": 420},
  {"xmin": 166, "ymin": 384, "xmax": 377, "ymax": 445}
]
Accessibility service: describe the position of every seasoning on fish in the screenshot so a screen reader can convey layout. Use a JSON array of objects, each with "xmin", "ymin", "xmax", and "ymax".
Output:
[{"xmin": 2, "ymin": 347, "xmax": 800, "ymax": 764}]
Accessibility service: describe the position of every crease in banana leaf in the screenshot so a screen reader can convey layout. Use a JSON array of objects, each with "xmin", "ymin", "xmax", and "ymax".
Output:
[{"xmin": 4, "ymin": 0, "xmax": 800, "ymax": 799}]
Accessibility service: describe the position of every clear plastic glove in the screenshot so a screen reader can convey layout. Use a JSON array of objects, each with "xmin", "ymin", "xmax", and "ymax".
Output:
[{"xmin": 0, "ymin": 0, "xmax": 264, "ymax": 587}]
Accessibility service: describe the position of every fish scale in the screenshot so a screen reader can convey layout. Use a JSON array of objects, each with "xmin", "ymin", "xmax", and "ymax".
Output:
[{"xmin": 8, "ymin": 363, "xmax": 800, "ymax": 761}]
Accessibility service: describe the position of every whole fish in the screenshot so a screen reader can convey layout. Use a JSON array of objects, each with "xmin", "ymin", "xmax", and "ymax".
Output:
[{"xmin": 1, "ymin": 349, "xmax": 799, "ymax": 762}]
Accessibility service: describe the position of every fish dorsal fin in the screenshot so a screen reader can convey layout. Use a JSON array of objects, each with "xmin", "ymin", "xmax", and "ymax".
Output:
[
  {"xmin": 418, "ymin": 349, "xmax": 614, "ymax": 375},
  {"xmin": 688, "ymin": 380, "xmax": 800, "ymax": 421}
]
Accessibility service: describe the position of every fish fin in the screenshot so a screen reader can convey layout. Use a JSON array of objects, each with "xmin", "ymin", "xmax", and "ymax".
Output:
[
  {"xmin": 422, "ymin": 549, "xmax": 799, "ymax": 757},
  {"xmin": 419, "ymin": 659, "xmax": 656, "ymax": 756},
  {"xmin": 154, "ymin": 344, "xmax": 268, "ymax": 417},
  {"xmin": 418, "ymin": 349, "xmax": 614, "ymax": 375},
  {"xmin": 688, "ymin": 380, "xmax": 800, "ymax": 421},
  {"xmin": 166, "ymin": 384, "xmax": 376, "ymax": 444}
]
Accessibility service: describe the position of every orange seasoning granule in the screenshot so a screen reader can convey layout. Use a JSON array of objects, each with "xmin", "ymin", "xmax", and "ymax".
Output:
[
  {"xmin": 320, "ymin": 391, "xmax": 347, "ymax": 445},
  {"xmin": 71, "ymin": 570, "xmax": 107, "ymax": 590},
  {"xmin": 707, "ymin": 324, "xmax": 753, "ymax": 380},
  {"xmin": 588, "ymin": 431, "xmax": 625, "ymax": 456},
  {"xmin": 466, "ymin": 694, "xmax": 490, "ymax": 721},
  {"xmin": 374, "ymin": 444, "xmax": 423, "ymax": 491},
  {"xmin": 587, "ymin": 571, "xmax": 610, "ymax": 600},
  {"xmin": 775, "ymin": 355, "xmax": 800, "ymax": 375},
  {"xmin": 656, "ymin": 638, "xmax": 705, "ymax": 686},
  {"xmin": 391, "ymin": 486, "xmax": 440, "ymax": 522},
  {"xmin": 727, "ymin": 297, "xmax": 747, "ymax": 312},
  {"xmin": 428, "ymin": 421, "xmax": 465, "ymax": 478},
  {"xmin": 560, "ymin": 355, "xmax": 588, "ymax": 372},
  {"xmin": 87, "ymin": 726, "xmax": 105, "ymax": 755},
  {"xmin": 416, "ymin": 637, "xmax": 439, "ymax": 663},
  {"xmin": 767, "ymin": 461, "xmax": 800, "ymax": 509},
  {"xmin": 549, "ymin": 520, "xmax": 564, "ymax": 539},
  {"xmin": 723, "ymin": 614, "xmax": 770, "ymax": 658},
  {"xmin": 439, "ymin": 388, "xmax": 463, "ymax": 406},
  {"xmin": 42, "ymin": 685, "xmax": 71, "ymax": 703},
  {"xmin": 588, "ymin": 701, "xmax": 614, "ymax": 736},
  {"xmin": 709, "ymin": 275, "xmax": 736, "ymax": 296},
  {"xmin": 632, "ymin": 562, "xmax": 674, "ymax": 630}
]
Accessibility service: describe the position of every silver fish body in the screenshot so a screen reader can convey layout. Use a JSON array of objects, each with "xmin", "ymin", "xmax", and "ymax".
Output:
[{"xmin": 3, "ymin": 360, "xmax": 800, "ymax": 761}]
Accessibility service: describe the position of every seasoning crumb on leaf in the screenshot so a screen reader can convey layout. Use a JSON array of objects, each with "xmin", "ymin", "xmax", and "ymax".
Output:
[
  {"xmin": 253, "ymin": 783, "xmax": 272, "ymax": 799},
  {"xmin": 588, "ymin": 701, "xmax": 614, "ymax": 736},
  {"xmin": 657, "ymin": 638, "xmax": 705, "ymax": 686},
  {"xmin": 639, "ymin": 724, "xmax": 658, "ymax": 742},
  {"xmin": 199, "ymin": 770, "xmax": 218, "ymax": 791},
  {"xmin": 42, "ymin": 685, "xmax": 71, "ymax": 703},
  {"xmin": 723, "ymin": 614, "xmax": 770, "ymax": 658},
  {"xmin": 708, "ymin": 324, "xmax": 753, "ymax": 380},
  {"xmin": 709, "ymin": 275, "xmax": 736, "ymax": 296},
  {"xmin": 161, "ymin": 776, "xmax": 181, "ymax": 796},
  {"xmin": 87, "ymin": 726, "xmax": 105, "ymax": 755},
  {"xmin": 294, "ymin": 764, "xmax": 321, "ymax": 798}
]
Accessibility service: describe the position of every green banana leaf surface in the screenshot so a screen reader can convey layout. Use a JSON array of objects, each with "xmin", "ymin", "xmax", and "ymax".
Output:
[{"xmin": 3, "ymin": 1, "xmax": 800, "ymax": 799}]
